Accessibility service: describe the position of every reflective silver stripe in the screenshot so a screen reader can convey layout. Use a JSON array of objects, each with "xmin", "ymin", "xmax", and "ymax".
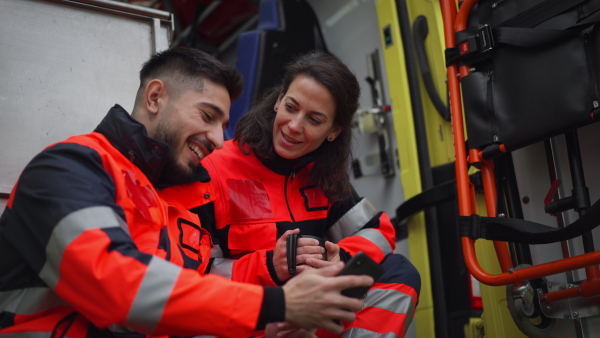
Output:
[
  {"xmin": 353, "ymin": 228, "xmax": 393, "ymax": 256},
  {"xmin": 40, "ymin": 206, "xmax": 129, "ymax": 289},
  {"xmin": 343, "ymin": 329, "xmax": 398, "ymax": 338},
  {"xmin": 0, "ymin": 287, "xmax": 66, "ymax": 315},
  {"xmin": 0, "ymin": 333, "xmax": 51, "ymax": 338},
  {"xmin": 328, "ymin": 198, "xmax": 378, "ymax": 243},
  {"xmin": 366, "ymin": 288, "xmax": 415, "ymax": 331},
  {"xmin": 210, "ymin": 245, "xmax": 224, "ymax": 258},
  {"xmin": 209, "ymin": 258, "xmax": 234, "ymax": 280},
  {"xmin": 0, "ymin": 289, "xmax": 134, "ymax": 335},
  {"xmin": 126, "ymin": 256, "xmax": 181, "ymax": 333},
  {"xmin": 364, "ymin": 288, "xmax": 412, "ymax": 313}
]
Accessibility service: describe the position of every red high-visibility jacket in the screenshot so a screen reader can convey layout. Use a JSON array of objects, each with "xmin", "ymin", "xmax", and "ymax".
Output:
[
  {"xmin": 170, "ymin": 140, "xmax": 420, "ymax": 338},
  {"xmin": 197, "ymin": 140, "xmax": 396, "ymax": 285},
  {"xmin": 0, "ymin": 106, "xmax": 282, "ymax": 338}
]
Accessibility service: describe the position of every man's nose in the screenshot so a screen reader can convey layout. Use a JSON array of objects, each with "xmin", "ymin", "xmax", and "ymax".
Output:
[{"xmin": 207, "ymin": 127, "xmax": 224, "ymax": 150}]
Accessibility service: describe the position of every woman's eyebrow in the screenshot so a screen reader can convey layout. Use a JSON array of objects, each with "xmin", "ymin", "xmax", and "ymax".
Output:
[{"xmin": 286, "ymin": 96, "xmax": 328, "ymax": 119}]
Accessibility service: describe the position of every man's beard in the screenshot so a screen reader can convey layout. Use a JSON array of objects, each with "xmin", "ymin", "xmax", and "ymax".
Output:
[
  {"xmin": 154, "ymin": 121, "xmax": 197, "ymax": 185},
  {"xmin": 161, "ymin": 149, "xmax": 197, "ymax": 185}
]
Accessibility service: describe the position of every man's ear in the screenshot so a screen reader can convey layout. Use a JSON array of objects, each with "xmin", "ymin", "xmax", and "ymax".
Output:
[{"xmin": 144, "ymin": 79, "xmax": 165, "ymax": 115}]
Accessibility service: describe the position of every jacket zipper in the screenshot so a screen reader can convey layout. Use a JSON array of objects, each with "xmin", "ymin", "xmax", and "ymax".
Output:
[
  {"xmin": 283, "ymin": 169, "xmax": 296, "ymax": 223},
  {"xmin": 284, "ymin": 171, "xmax": 296, "ymax": 222}
]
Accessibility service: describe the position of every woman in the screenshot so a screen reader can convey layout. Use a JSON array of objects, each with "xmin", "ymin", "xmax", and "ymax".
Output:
[{"xmin": 197, "ymin": 51, "xmax": 421, "ymax": 337}]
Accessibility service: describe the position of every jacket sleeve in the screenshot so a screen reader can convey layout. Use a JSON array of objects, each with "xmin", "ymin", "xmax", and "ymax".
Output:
[
  {"xmin": 326, "ymin": 195, "xmax": 396, "ymax": 264},
  {"xmin": 161, "ymin": 184, "xmax": 280, "ymax": 287},
  {"xmin": 208, "ymin": 246, "xmax": 280, "ymax": 286},
  {"xmin": 1, "ymin": 143, "xmax": 281, "ymax": 337}
]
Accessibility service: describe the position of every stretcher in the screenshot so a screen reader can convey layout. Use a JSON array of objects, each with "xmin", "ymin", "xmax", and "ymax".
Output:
[{"xmin": 439, "ymin": 0, "xmax": 600, "ymax": 336}]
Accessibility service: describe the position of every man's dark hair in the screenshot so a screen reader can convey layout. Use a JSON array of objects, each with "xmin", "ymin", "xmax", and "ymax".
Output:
[
  {"xmin": 138, "ymin": 47, "xmax": 243, "ymax": 101},
  {"xmin": 234, "ymin": 50, "xmax": 360, "ymax": 202}
]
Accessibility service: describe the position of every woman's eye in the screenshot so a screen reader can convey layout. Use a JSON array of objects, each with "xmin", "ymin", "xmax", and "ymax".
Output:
[{"xmin": 309, "ymin": 116, "xmax": 323, "ymax": 125}]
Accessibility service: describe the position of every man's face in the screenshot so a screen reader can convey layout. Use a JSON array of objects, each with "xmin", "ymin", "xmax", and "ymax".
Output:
[{"xmin": 155, "ymin": 79, "xmax": 230, "ymax": 184}]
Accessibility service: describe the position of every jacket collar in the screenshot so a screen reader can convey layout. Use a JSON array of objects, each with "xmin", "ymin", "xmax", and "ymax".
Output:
[
  {"xmin": 257, "ymin": 150, "xmax": 314, "ymax": 176},
  {"xmin": 94, "ymin": 105, "xmax": 210, "ymax": 187}
]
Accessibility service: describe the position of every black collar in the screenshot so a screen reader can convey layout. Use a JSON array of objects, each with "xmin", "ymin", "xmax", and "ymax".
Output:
[
  {"xmin": 258, "ymin": 151, "xmax": 314, "ymax": 176},
  {"xmin": 94, "ymin": 105, "xmax": 210, "ymax": 187}
]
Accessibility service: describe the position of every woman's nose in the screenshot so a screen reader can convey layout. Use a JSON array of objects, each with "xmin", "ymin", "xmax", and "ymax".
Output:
[{"xmin": 288, "ymin": 115, "xmax": 303, "ymax": 133}]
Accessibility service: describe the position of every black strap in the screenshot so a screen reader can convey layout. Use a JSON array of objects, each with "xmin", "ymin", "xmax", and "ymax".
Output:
[
  {"xmin": 394, "ymin": 171, "xmax": 484, "ymax": 225},
  {"xmin": 448, "ymin": 11, "xmax": 600, "ymax": 67},
  {"xmin": 493, "ymin": 26, "xmax": 578, "ymax": 48},
  {"xmin": 445, "ymin": 46, "xmax": 461, "ymax": 67},
  {"xmin": 447, "ymin": 26, "xmax": 581, "ymax": 67},
  {"xmin": 459, "ymin": 198, "xmax": 600, "ymax": 244},
  {"xmin": 395, "ymin": 179, "xmax": 457, "ymax": 225},
  {"xmin": 479, "ymin": 0, "xmax": 587, "ymax": 29}
]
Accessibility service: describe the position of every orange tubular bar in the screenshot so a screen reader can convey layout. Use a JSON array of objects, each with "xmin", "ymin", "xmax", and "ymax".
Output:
[
  {"xmin": 440, "ymin": 0, "xmax": 600, "ymax": 286},
  {"xmin": 542, "ymin": 279, "xmax": 600, "ymax": 303},
  {"xmin": 472, "ymin": 251, "xmax": 600, "ymax": 287}
]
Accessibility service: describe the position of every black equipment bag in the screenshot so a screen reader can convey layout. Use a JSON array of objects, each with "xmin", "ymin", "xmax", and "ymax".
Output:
[{"xmin": 455, "ymin": 0, "xmax": 600, "ymax": 156}]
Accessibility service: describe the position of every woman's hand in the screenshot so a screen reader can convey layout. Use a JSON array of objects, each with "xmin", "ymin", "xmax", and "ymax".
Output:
[
  {"xmin": 305, "ymin": 241, "xmax": 341, "ymax": 269},
  {"xmin": 272, "ymin": 229, "xmax": 326, "ymax": 281}
]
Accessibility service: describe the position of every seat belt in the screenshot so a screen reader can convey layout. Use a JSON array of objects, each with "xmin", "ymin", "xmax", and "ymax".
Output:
[
  {"xmin": 394, "ymin": 179, "xmax": 457, "ymax": 226},
  {"xmin": 394, "ymin": 170, "xmax": 482, "ymax": 226},
  {"xmin": 459, "ymin": 198, "xmax": 600, "ymax": 244}
]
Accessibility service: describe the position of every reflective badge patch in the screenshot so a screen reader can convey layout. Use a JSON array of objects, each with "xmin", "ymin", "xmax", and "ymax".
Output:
[
  {"xmin": 299, "ymin": 185, "xmax": 328, "ymax": 211},
  {"xmin": 123, "ymin": 169, "xmax": 158, "ymax": 221},
  {"xmin": 227, "ymin": 178, "xmax": 274, "ymax": 220},
  {"xmin": 178, "ymin": 218, "xmax": 201, "ymax": 254}
]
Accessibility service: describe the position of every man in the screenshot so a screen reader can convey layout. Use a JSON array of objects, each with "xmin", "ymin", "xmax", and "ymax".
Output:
[{"xmin": 0, "ymin": 47, "xmax": 372, "ymax": 338}]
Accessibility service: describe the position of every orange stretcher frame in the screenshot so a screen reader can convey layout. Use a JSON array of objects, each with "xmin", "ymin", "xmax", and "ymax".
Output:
[{"xmin": 439, "ymin": 0, "xmax": 600, "ymax": 302}]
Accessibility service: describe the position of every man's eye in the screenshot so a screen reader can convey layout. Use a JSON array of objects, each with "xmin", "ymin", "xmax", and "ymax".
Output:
[{"xmin": 202, "ymin": 110, "xmax": 213, "ymax": 121}]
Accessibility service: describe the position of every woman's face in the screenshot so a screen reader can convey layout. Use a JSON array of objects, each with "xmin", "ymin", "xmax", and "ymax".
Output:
[{"xmin": 272, "ymin": 75, "xmax": 341, "ymax": 160}]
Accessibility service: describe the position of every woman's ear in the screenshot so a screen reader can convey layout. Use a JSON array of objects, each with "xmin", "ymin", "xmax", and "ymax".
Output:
[
  {"xmin": 327, "ymin": 126, "xmax": 343, "ymax": 142},
  {"xmin": 274, "ymin": 94, "xmax": 283, "ymax": 112}
]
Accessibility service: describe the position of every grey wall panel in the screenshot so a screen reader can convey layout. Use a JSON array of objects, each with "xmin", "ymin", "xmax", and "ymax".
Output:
[{"xmin": 0, "ymin": 0, "xmax": 172, "ymax": 193}]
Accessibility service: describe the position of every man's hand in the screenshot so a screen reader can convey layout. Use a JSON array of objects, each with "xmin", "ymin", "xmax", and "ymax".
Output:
[
  {"xmin": 272, "ymin": 229, "xmax": 325, "ymax": 281},
  {"xmin": 282, "ymin": 262, "xmax": 374, "ymax": 333}
]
